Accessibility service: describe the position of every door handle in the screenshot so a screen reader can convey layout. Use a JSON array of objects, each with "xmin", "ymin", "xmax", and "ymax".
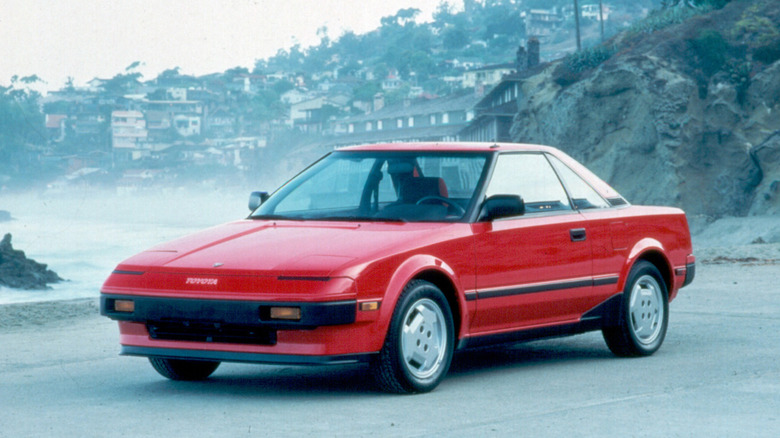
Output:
[{"xmin": 570, "ymin": 228, "xmax": 587, "ymax": 242}]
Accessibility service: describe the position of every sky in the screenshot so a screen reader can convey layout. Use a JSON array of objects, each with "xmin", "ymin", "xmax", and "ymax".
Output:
[{"xmin": 1, "ymin": 0, "xmax": 461, "ymax": 93}]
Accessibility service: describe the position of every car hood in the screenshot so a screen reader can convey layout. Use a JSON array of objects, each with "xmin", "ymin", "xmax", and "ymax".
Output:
[{"xmin": 115, "ymin": 219, "xmax": 461, "ymax": 277}]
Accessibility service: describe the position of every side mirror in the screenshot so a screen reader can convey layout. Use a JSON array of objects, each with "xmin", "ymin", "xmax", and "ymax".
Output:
[
  {"xmin": 248, "ymin": 191, "xmax": 270, "ymax": 211},
  {"xmin": 480, "ymin": 194, "xmax": 525, "ymax": 221}
]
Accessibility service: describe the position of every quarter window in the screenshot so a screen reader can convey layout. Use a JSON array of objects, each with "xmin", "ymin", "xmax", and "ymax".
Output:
[{"xmin": 548, "ymin": 155, "xmax": 610, "ymax": 209}]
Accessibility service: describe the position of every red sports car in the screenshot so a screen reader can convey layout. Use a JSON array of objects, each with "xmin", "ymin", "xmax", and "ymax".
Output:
[{"xmin": 101, "ymin": 142, "xmax": 695, "ymax": 393}]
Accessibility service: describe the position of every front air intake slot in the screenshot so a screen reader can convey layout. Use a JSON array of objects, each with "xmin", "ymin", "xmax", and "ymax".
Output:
[{"xmin": 147, "ymin": 321, "xmax": 277, "ymax": 345}]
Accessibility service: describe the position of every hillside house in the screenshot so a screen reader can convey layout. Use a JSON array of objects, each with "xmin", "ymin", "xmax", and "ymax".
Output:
[
  {"xmin": 582, "ymin": 4, "xmax": 610, "ymax": 21},
  {"xmin": 459, "ymin": 75, "xmax": 523, "ymax": 143},
  {"xmin": 460, "ymin": 42, "xmax": 543, "ymax": 143},
  {"xmin": 111, "ymin": 110, "xmax": 148, "ymax": 161},
  {"xmin": 45, "ymin": 114, "xmax": 67, "ymax": 142},
  {"xmin": 525, "ymin": 8, "xmax": 564, "ymax": 38},
  {"xmin": 461, "ymin": 63, "xmax": 516, "ymax": 89},
  {"xmin": 327, "ymin": 92, "xmax": 481, "ymax": 148}
]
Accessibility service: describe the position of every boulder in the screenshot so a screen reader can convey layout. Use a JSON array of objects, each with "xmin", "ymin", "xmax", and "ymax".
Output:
[{"xmin": 0, "ymin": 233, "xmax": 63, "ymax": 290}]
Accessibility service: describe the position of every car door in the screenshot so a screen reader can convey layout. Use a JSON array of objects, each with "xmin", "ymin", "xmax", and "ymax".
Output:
[{"xmin": 470, "ymin": 152, "xmax": 594, "ymax": 334}]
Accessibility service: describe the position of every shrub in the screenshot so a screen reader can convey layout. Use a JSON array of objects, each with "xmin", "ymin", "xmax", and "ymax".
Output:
[
  {"xmin": 552, "ymin": 45, "xmax": 617, "ymax": 87},
  {"xmin": 628, "ymin": 5, "xmax": 713, "ymax": 36},
  {"xmin": 690, "ymin": 30, "xmax": 730, "ymax": 76},
  {"xmin": 753, "ymin": 40, "xmax": 780, "ymax": 64}
]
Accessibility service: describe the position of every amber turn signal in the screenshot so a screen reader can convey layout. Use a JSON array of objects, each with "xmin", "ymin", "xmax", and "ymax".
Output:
[
  {"xmin": 113, "ymin": 299, "xmax": 135, "ymax": 313},
  {"xmin": 269, "ymin": 306, "xmax": 301, "ymax": 320},
  {"xmin": 359, "ymin": 301, "xmax": 380, "ymax": 311}
]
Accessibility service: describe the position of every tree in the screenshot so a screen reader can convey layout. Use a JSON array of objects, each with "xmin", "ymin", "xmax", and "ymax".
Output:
[
  {"xmin": 0, "ymin": 85, "xmax": 45, "ymax": 176},
  {"xmin": 104, "ymin": 72, "xmax": 142, "ymax": 95},
  {"xmin": 125, "ymin": 61, "xmax": 142, "ymax": 72},
  {"xmin": 443, "ymin": 26, "xmax": 470, "ymax": 50}
]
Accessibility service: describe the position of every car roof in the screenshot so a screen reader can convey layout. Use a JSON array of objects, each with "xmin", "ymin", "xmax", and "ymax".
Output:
[
  {"xmin": 337, "ymin": 142, "xmax": 557, "ymax": 153},
  {"xmin": 336, "ymin": 142, "xmax": 625, "ymax": 201}
]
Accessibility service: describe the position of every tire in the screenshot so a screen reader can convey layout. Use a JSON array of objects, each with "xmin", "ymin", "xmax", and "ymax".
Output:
[
  {"xmin": 371, "ymin": 280, "xmax": 455, "ymax": 394},
  {"xmin": 603, "ymin": 261, "xmax": 669, "ymax": 357},
  {"xmin": 149, "ymin": 358, "xmax": 220, "ymax": 381}
]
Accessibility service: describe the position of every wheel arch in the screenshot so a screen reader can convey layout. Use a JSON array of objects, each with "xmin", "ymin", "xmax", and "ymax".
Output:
[
  {"xmin": 379, "ymin": 255, "xmax": 467, "ymax": 345},
  {"xmin": 412, "ymin": 269, "xmax": 463, "ymax": 343},
  {"xmin": 622, "ymin": 238, "xmax": 673, "ymax": 296}
]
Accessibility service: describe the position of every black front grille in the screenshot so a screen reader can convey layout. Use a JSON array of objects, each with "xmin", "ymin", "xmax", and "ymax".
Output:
[{"xmin": 147, "ymin": 321, "xmax": 277, "ymax": 345}]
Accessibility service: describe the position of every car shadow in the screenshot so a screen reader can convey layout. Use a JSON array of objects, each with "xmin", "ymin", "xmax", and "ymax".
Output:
[
  {"xmin": 132, "ymin": 334, "xmax": 614, "ymax": 397},
  {"xmin": 448, "ymin": 334, "xmax": 614, "ymax": 378}
]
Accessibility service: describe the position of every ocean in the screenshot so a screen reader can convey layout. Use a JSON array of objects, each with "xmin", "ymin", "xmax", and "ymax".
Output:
[{"xmin": 1, "ymin": 187, "xmax": 248, "ymax": 304}]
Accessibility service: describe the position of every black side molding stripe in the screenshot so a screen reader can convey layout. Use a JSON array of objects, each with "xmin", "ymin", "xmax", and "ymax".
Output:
[
  {"xmin": 475, "ymin": 276, "xmax": 619, "ymax": 300},
  {"xmin": 593, "ymin": 276, "xmax": 619, "ymax": 287}
]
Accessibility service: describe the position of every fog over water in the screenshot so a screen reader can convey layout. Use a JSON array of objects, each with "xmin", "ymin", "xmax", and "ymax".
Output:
[{"xmin": 1, "ymin": 187, "xmax": 251, "ymax": 304}]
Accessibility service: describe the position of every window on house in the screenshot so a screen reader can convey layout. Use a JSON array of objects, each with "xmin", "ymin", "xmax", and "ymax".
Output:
[
  {"xmin": 377, "ymin": 120, "xmax": 383, "ymax": 130},
  {"xmin": 408, "ymin": 117, "xmax": 414, "ymax": 127},
  {"xmin": 348, "ymin": 124, "xmax": 354, "ymax": 133},
  {"xmin": 442, "ymin": 113, "xmax": 449, "ymax": 124},
  {"xmin": 366, "ymin": 122, "xmax": 373, "ymax": 131},
  {"xmin": 397, "ymin": 118, "xmax": 403, "ymax": 128}
]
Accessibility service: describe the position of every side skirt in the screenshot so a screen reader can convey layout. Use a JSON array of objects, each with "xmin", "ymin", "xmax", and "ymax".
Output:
[{"xmin": 457, "ymin": 293, "xmax": 622, "ymax": 350}]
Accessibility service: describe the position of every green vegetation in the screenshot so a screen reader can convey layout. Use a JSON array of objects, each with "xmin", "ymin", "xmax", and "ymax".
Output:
[
  {"xmin": 0, "ymin": 79, "xmax": 45, "ymax": 182},
  {"xmin": 628, "ymin": 5, "xmax": 714, "ymax": 36},
  {"xmin": 690, "ymin": 30, "xmax": 729, "ymax": 76},
  {"xmin": 732, "ymin": 1, "xmax": 780, "ymax": 64},
  {"xmin": 553, "ymin": 44, "xmax": 617, "ymax": 86}
]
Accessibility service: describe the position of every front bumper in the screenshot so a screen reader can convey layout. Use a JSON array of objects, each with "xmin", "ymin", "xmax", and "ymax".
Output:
[
  {"xmin": 121, "ymin": 345, "xmax": 373, "ymax": 365},
  {"xmin": 101, "ymin": 294, "xmax": 356, "ymax": 330},
  {"xmin": 101, "ymin": 293, "xmax": 356, "ymax": 348}
]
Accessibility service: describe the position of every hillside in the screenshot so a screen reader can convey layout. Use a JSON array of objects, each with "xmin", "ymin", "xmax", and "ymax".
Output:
[{"xmin": 510, "ymin": 0, "xmax": 780, "ymax": 218}]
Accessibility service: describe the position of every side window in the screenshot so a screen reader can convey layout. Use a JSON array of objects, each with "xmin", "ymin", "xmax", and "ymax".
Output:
[
  {"xmin": 485, "ymin": 153, "xmax": 572, "ymax": 213},
  {"xmin": 376, "ymin": 161, "xmax": 399, "ymax": 204},
  {"xmin": 548, "ymin": 155, "xmax": 610, "ymax": 210}
]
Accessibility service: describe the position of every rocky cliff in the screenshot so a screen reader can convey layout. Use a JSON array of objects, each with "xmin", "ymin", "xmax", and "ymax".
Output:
[{"xmin": 511, "ymin": 1, "xmax": 780, "ymax": 218}]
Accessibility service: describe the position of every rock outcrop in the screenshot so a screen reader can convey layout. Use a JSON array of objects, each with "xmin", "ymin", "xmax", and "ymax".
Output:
[
  {"xmin": 0, "ymin": 233, "xmax": 63, "ymax": 290},
  {"xmin": 510, "ymin": 1, "xmax": 780, "ymax": 218}
]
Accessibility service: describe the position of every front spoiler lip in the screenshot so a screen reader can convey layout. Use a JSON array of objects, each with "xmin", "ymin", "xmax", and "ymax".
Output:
[
  {"xmin": 121, "ymin": 345, "xmax": 374, "ymax": 365},
  {"xmin": 100, "ymin": 294, "xmax": 356, "ymax": 329}
]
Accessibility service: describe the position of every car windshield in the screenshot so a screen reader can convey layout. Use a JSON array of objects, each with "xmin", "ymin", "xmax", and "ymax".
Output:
[{"xmin": 252, "ymin": 151, "xmax": 490, "ymax": 222}]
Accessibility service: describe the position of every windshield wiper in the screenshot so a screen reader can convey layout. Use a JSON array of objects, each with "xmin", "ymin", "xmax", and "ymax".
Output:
[
  {"xmin": 249, "ymin": 214, "xmax": 303, "ymax": 221},
  {"xmin": 316, "ymin": 215, "xmax": 407, "ymax": 223}
]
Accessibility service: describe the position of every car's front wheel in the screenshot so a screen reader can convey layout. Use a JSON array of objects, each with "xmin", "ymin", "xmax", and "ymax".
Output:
[
  {"xmin": 603, "ymin": 261, "xmax": 669, "ymax": 357},
  {"xmin": 149, "ymin": 358, "xmax": 220, "ymax": 380},
  {"xmin": 371, "ymin": 280, "xmax": 455, "ymax": 393}
]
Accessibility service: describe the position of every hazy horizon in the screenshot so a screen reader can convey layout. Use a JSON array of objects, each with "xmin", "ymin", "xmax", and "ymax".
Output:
[{"xmin": 1, "ymin": 0, "xmax": 460, "ymax": 94}]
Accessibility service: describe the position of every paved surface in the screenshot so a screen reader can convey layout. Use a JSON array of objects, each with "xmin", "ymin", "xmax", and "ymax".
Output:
[{"xmin": 1, "ymin": 263, "xmax": 778, "ymax": 437}]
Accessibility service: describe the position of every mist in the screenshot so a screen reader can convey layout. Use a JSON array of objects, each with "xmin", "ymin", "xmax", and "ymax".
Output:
[{"xmin": 0, "ymin": 186, "xmax": 269, "ymax": 304}]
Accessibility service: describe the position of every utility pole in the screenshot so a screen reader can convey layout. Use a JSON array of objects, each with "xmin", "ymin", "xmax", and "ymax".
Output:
[
  {"xmin": 573, "ymin": 0, "xmax": 582, "ymax": 51},
  {"xmin": 599, "ymin": 0, "xmax": 605, "ymax": 42}
]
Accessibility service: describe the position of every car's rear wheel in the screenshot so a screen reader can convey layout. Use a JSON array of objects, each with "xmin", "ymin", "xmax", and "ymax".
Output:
[
  {"xmin": 371, "ymin": 280, "xmax": 454, "ymax": 393},
  {"xmin": 603, "ymin": 261, "xmax": 669, "ymax": 357},
  {"xmin": 149, "ymin": 358, "xmax": 220, "ymax": 381}
]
